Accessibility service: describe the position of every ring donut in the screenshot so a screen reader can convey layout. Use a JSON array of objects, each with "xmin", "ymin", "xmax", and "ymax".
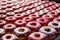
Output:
[
  {"xmin": 39, "ymin": 26, "xmax": 57, "ymax": 39},
  {"xmin": 14, "ymin": 27, "xmax": 31, "ymax": 37},
  {"xmin": 1, "ymin": 34, "xmax": 18, "ymax": 40},
  {"xmin": 48, "ymin": 22, "xmax": 60, "ymax": 33},
  {"xmin": 26, "ymin": 21, "xmax": 41, "ymax": 31},
  {"xmin": 28, "ymin": 32, "xmax": 48, "ymax": 40}
]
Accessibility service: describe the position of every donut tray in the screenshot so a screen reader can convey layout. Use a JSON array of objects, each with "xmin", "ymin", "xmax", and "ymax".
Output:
[{"xmin": 0, "ymin": 0, "xmax": 60, "ymax": 40}]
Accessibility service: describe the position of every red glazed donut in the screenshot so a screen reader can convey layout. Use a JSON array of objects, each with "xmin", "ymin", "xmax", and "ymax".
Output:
[
  {"xmin": 42, "ymin": 14, "xmax": 54, "ymax": 20},
  {"xmin": 28, "ymin": 32, "xmax": 48, "ymax": 40},
  {"xmin": 0, "ymin": 10, "xmax": 6, "ymax": 14},
  {"xmin": 39, "ymin": 26, "xmax": 57, "ymax": 39},
  {"xmin": 0, "ymin": 20, "xmax": 7, "ymax": 26},
  {"xmin": 48, "ymin": 2, "xmax": 56, "ymax": 6},
  {"xmin": 29, "ymin": 14, "xmax": 39, "ymax": 19},
  {"xmin": 55, "ymin": 9, "xmax": 60, "ymax": 14},
  {"xmin": 0, "ymin": 28, "xmax": 5, "ymax": 36},
  {"xmin": 44, "ymin": 7, "xmax": 53, "ymax": 11},
  {"xmin": 51, "ymin": 5, "xmax": 57, "ymax": 10},
  {"xmin": 21, "ymin": 12, "xmax": 28, "ymax": 16},
  {"xmin": 0, "ymin": 4, "xmax": 7, "ymax": 10},
  {"xmin": 47, "ymin": 11, "xmax": 58, "ymax": 17},
  {"xmin": 53, "ymin": 18, "xmax": 60, "ymax": 22},
  {"xmin": 0, "ymin": 14, "xmax": 6, "ymax": 19},
  {"xmin": 14, "ymin": 13, "xmax": 24, "ymax": 19},
  {"xmin": 5, "ymin": 8, "xmax": 13, "ymax": 12},
  {"xmin": 3, "ymin": 24, "xmax": 16, "ymax": 30},
  {"xmin": 1, "ymin": 34, "xmax": 18, "ymax": 40},
  {"xmin": 41, "ymin": 1, "xmax": 49, "ymax": 4},
  {"xmin": 14, "ymin": 27, "xmax": 31, "ymax": 37},
  {"xmin": 15, "ymin": 20, "xmax": 26, "ymax": 26},
  {"xmin": 23, "ymin": 17, "xmax": 33, "ymax": 22},
  {"xmin": 48, "ymin": 22, "xmax": 60, "ymax": 33},
  {"xmin": 36, "ymin": 18, "xmax": 49, "ymax": 25},
  {"xmin": 5, "ymin": 16, "xmax": 16, "ymax": 21},
  {"xmin": 6, "ymin": 4, "xmax": 13, "ymax": 8},
  {"xmin": 6, "ymin": 12, "xmax": 15, "ymax": 16},
  {"xmin": 14, "ymin": 9, "xmax": 20, "ymax": 13},
  {"xmin": 12, "ymin": 5, "xmax": 20, "ymax": 10},
  {"xmin": 26, "ymin": 10, "xmax": 32, "ymax": 15},
  {"xmin": 44, "ymin": 3, "xmax": 49, "ymax": 7},
  {"xmin": 26, "ymin": 21, "xmax": 41, "ymax": 31}
]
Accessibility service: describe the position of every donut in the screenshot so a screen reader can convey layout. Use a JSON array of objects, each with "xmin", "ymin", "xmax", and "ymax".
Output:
[
  {"xmin": 15, "ymin": 20, "xmax": 26, "ymax": 26},
  {"xmin": 5, "ymin": 16, "xmax": 16, "ymax": 21},
  {"xmin": 36, "ymin": 18, "xmax": 49, "ymax": 25},
  {"xmin": 1, "ymin": 5, "xmax": 7, "ymax": 10},
  {"xmin": 6, "ymin": 4, "xmax": 13, "ymax": 8},
  {"xmin": 5, "ymin": 8, "xmax": 13, "ymax": 12},
  {"xmin": 47, "ymin": 11, "xmax": 58, "ymax": 17},
  {"xmin": 14, "ymin": 13, "xmax": 24, "ymax": 19},
  {"xmin": 42, "ymin": 14, "xmax": 54, "ymax": 21},
  {"xmin": 55, "ymin": 9, "xmax": 60, "ymax": 14},
  {"xmin": 14, "ymin": 27, "xmax": 31, "ymax": 39},
  {"xmin": 6, "ymin": 12, "xmax": 15, "ymax": 16},
  {"xmin": 0, "ymin": 14, "xmax": 6, "ymax": 19},
  {"xmin": 39, "ymin": 26, "xmax": 57, "ymax": 39},
  {"xmin": 26, "ymin": 10, "xmax": 31, "ymax": 14},
  {"xmin": 23, "ymin": 17, "xmax": 33, "ymax": 22},
  {"xmin": 0, "ymin": 10, "xmax": 7, "ymax": 14},
  {"xmin": 14, "ymin": 27, "xmax": 31, "ymax": 36},
  {"xmin": 29, "ymin": 13, "xmax": 39, "ymax": 19},
  {"xmin": 28, "ymin": 32, "xmax": 48, "ymax": 40},
  {"xmin": 3, "ymin": 24, "xmax": 16, "ymax": 30},
  {"xmin": 1, "ymin": 34, "xmax": 18, "ymax": 40},
  {"xmin": 53, "ymin": 18, "xmax": 60, "ymax": 22},
  {"xmin": 48, "ymin": 21, "xmax": 60, "ymax": 33},
  {"xmin": 26, "ymin": 21, "xmax": 41, "ymax": 31},
  {"xmin": 22, "ymin": 12, "xmax": 29, "ymax": 16},
  {"xmin": 48, "ymin": 2, "xmax": 56, "ymax": 6},
  {"xmin": 0, "ymin": 20, "xmax": 7, "ymax": 26},
  {"xmin": 12, "ymin": 5, "xmax": 20, "ymax": 10},
  {"xmin": 0, "ymin": 28, "xmax": 5, "ymax": 36}
]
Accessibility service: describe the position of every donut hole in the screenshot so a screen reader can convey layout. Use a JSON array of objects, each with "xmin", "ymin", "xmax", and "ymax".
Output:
[
  {"xmin": 25, "ymin": 17, "xmax": 30, "ymax": 20},
  {"xmin": 6, "ymin": 35, "xmax": 11, "ymax": 39},
  {"xmin": 40, "ymin": 19, "xmax": 44, "ymax": 21},
  {"xmin": 32, "ymin": 14, "xmax": 36, "ymax": 17},
  {"xmin": 2, "ymin": 1, "xmax": 6, "ymax": 3},
  {"xmin": 17, "ymin": 14, "xmax": 21, "ymax": 16},
  {"xmin": 9, "ymin": 17, "xmax": 13, "ymax": 19},
  {"xmin": 50, "ymin": 12, "xmax": 55, "ymax": 14},
  {"xmin": 0, "ymin": 21, "xmax": 2, "ymax": 23},
  {"xmin": 7, "ymin": 0, "xmax": 11, "ymax": 1},
  {"xmin": 52, "ymin": 23, "xmax": 58, "ymax": 26},
  {"xmin": 18, "ymin": 21, "xmax": 22, "ymax": 23},
  {"xmin": 30, "ymin": 23, "xmax": 37, "ymax": 26},
  {"xmin": 19, "ymin": 29, "xmax": 25, "ymax": 32},
  {"xmin": 45, "ymin": 28, "xmax": 51, "ymax": 32},
  {"xmin": 34, "ymin": 34, "xmax": 40, "ymax": 38},
  {"xmin": 57, "ymin": 19, "xmax": 60, "ymax": 22},
  {"xmin": 7, "ymin": 25, "xmax": 12, "ymax": 27},
  {"xmin": 45, "ymin": 15, "xmax": 49, "ymax": 17}
]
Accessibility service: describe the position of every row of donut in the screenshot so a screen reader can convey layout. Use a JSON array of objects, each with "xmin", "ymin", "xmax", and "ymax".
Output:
[
  {"xmin": 0, "ymin": 9, "xmax": 60, "ymax": 27},
  {"xmin": 0, "ymin": 4, "xmax": 60, "ymax": 19},
  {"xmin": 0, "ymin": 15, "xmax": 60, "ymax": 32},
  {"xmin": 0, "ymin": 6, "xmax": 60, "ymax": 20},
  {"xmin": 0, "ymin": 0, "xmax": 47, "ymax": 10},
  {"xmin": 0, "ymin": 1, "xmax": 59, "ymax": 14},
  {"xmin": 0, "ymin": 20, "xmax": 60, "ymax": 40}
]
